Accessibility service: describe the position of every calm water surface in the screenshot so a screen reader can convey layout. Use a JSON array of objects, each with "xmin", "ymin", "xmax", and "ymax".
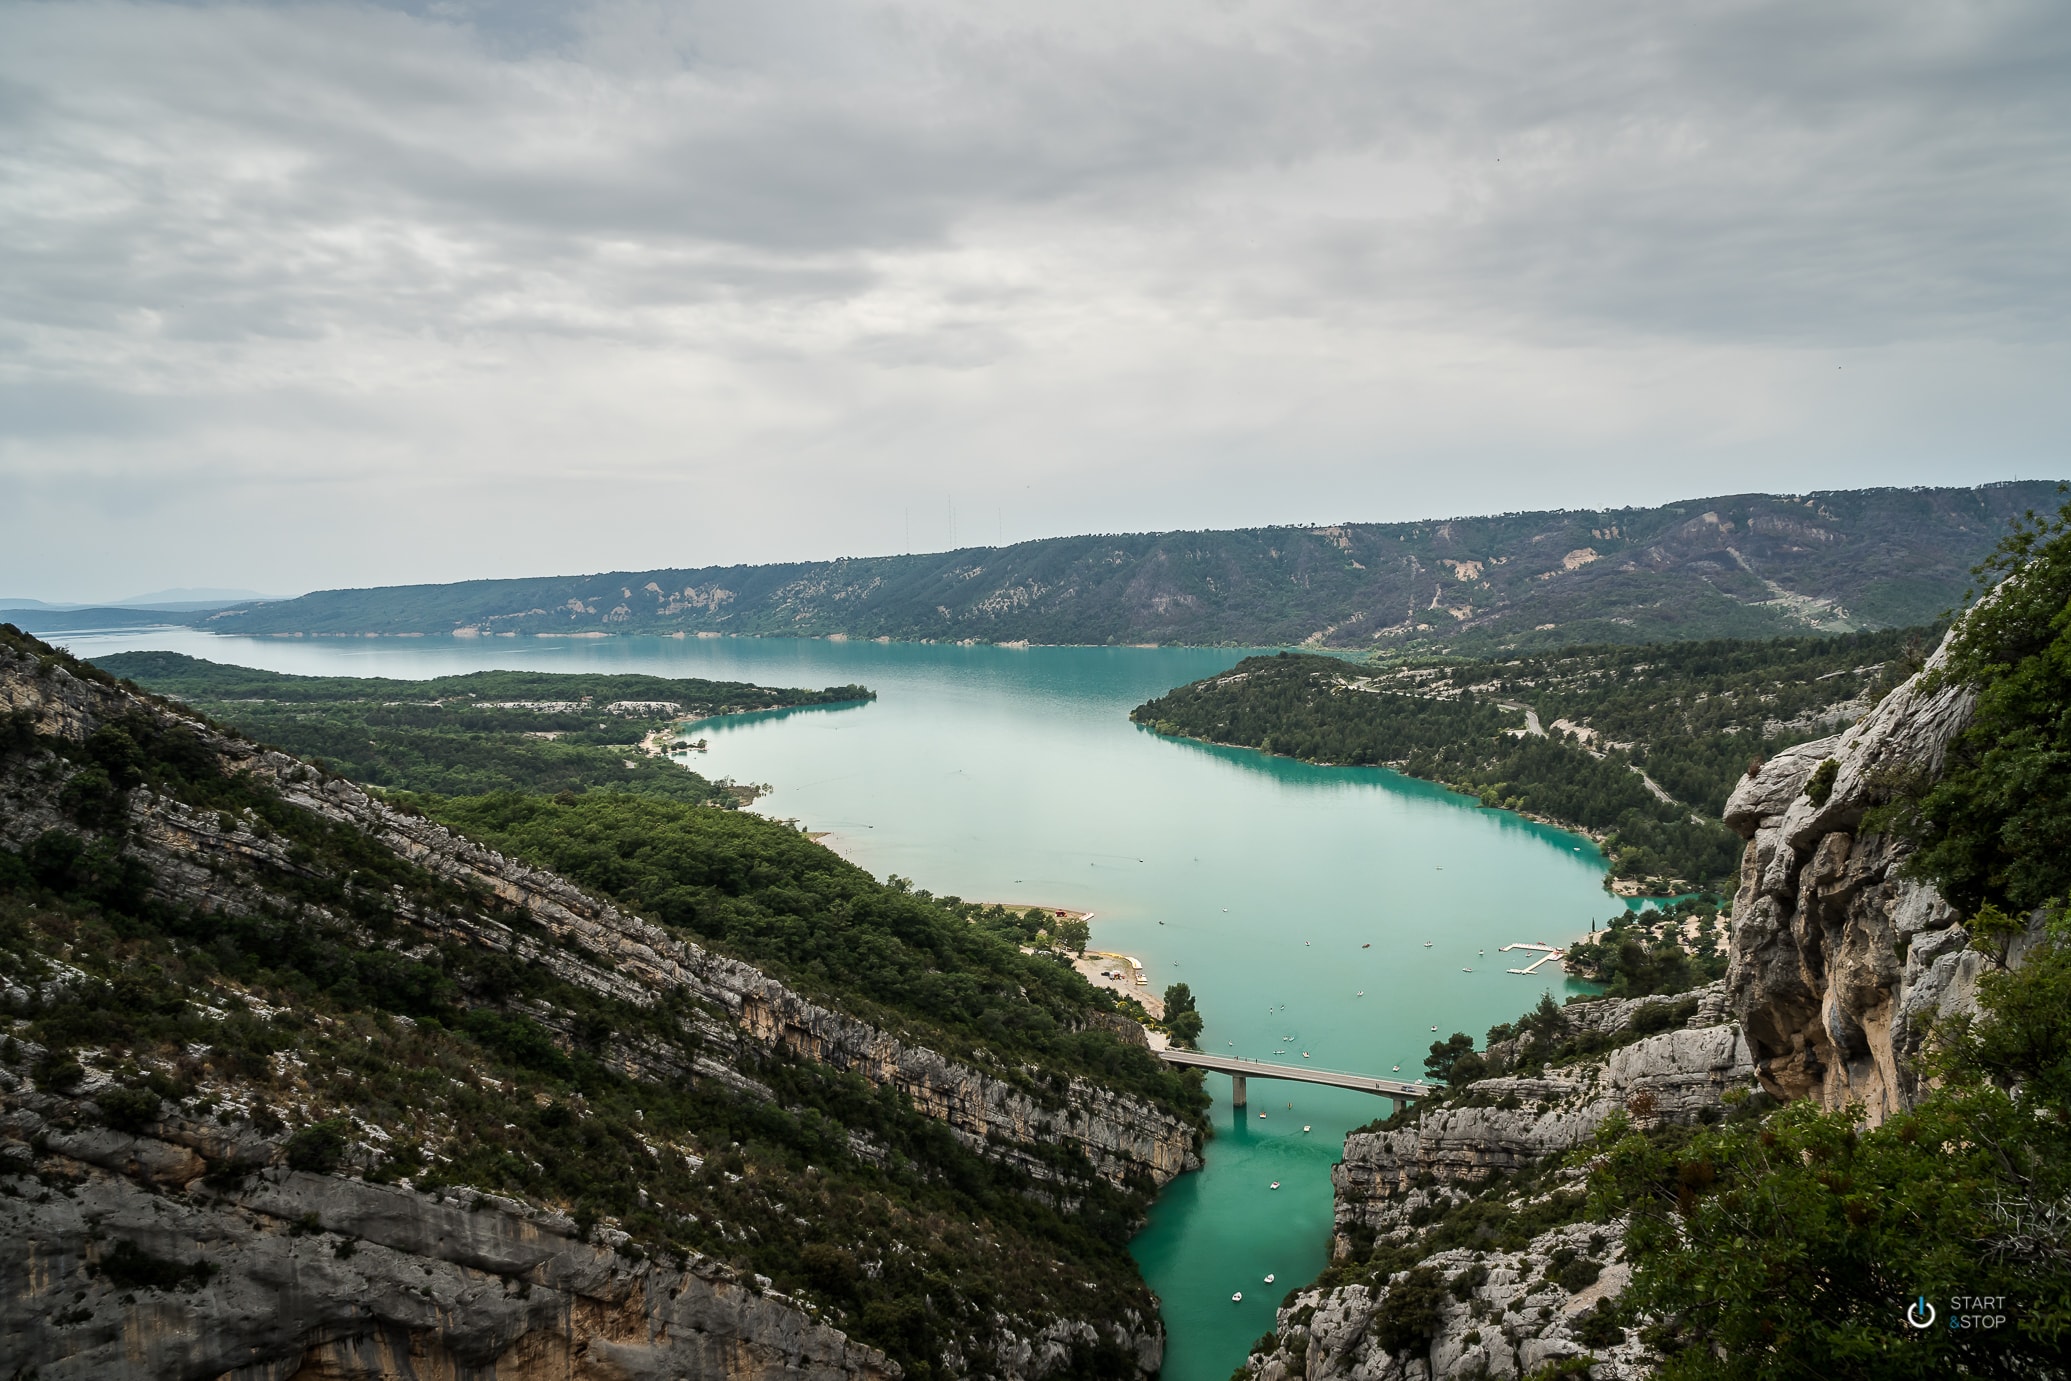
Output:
[{"xmin": 58, "ymin": 629, "xmax": 1617, "ymax": 1381}]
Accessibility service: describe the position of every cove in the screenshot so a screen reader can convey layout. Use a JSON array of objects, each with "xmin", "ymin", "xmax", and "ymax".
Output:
[{"xmin": 58, "ymin": 629, "xmax": 1615, "ymax": 1381}]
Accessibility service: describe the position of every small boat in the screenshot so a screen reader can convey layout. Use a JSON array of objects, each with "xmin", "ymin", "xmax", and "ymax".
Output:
[
  {"xmin": 1233, "ymin": 1292, "xmax": 1243, "ymax": 1303},
  {"xmin": 1423, "ymin": 941, "xmax": 1433, "ymax": 948},
  {"xmin": 1302, "ymin": 1052, "xmax": 1310, "ymax": 1059},
  {"xmin": 1269, "ymin": 1181, "xmax": 1280, "ymax": 1190},
  {"xmin": 1356, "ymin": 990, "xmax": 1365, "ymax": 997},
  {"xmin": 1361, "ymin": 942, "xmax": 1371, "ymax": 948},
  {"xmin": 1431, "ymin": 1025, "xmax": 1438, "ymax": 1032},
  {"xmin": 1303, "ymin": 1125, "xmax": 1311, "ymax": 1132},
  {"xmin": 1391, "ymin": 1064, "xmax": 1400, "ymax": 1072},
  {"xmin": 1265, "ymin": 1273, "xmax": 1276, "ymax": 1283},
  {"xmin": 1462, "ymin": 967, "xmax": 1473, "ymax": 973},
  {"xmin": 1259, "ymin": 1112, "xmax": 1267, "ymax": 1119}
]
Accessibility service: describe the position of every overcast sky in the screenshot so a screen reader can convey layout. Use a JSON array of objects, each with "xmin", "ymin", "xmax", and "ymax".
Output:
[{"xmin": 3, "ymin": 0, "xmax": 2067, "ymax": 601}]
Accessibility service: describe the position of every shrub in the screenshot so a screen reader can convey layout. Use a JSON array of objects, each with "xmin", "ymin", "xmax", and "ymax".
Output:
[
  {"xmin": 96, "ymin": 1086, "xmax": 162, "ymax": 1134},
  {"xmin": 1372, "ymin": 1265, "xmax": 1447, "ymax": 1355},
  {"xmin": 284, "ymin": 1118, "xmax": 352, "ymax": 1174},
  {"xmin": 97, "ymin": 1240, "xmax": 217, "ymax": 1292}
]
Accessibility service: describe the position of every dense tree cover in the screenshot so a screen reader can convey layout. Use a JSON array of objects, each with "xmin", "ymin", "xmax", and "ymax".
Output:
[
  {"xmin": 1884, "ymin": 496, "xmax": 2071, "ymax": 917},
  {"xmin": 422, "ymin": 791, "xmax": 1204, "ymax": 1114},
  {"xmin": 1592, "ymin": 497, "xmax": 2071, "ymax": 1377},
  {"xmin": 1136, "ymin": 626, "xmax": 1935, "ymax": 888},
  {"xmin": 1562, "ymin": 899, "xmax": 1728, "ymax": 997},
  {"xmin": 92, "ymin": 651, "xmax": 870, "ymax": 804},
  {"xmin": 201, "ymin": 485, "xmax": 2055, "ymax": 650},
  {"xmin": 1594, "ymin": 923, "xmax": 2071, "ymax": 1377}
]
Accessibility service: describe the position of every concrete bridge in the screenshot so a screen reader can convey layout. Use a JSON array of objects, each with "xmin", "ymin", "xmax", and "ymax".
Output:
[{"xmin": 1158, "ymin": 1049, "xmax": 1427, "ymax": 1111}]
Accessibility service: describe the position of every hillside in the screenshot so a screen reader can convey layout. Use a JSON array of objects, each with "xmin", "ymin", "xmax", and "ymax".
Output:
[
  {"xmin": 1132, "ymin": 627, "xmax": 1933, "ymax": 890},
  {"xmin": 90, "ymin": 651, "xmax": 871, "ymax": 804},
  {"xmin": 0, "ymin": 626, "xmax": 1205, "ymax": 1380},
  {"xmin": 1237, "ymin": 500, "xmax": 2071, "ymax": 1379},
  {"xmin": 195, "ymin": 483, "xmax": 2058, "ymax": 649}
]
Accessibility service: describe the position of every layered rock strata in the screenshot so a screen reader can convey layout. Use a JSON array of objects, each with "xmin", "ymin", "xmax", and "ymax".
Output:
[
  {"xmin": 1722, "ymin": 633, "xmax": 2015, "ymax": 1118},
  {"xmin": 1245, "ymin": 988, "xmax": 1753, "ymax": 1381}
]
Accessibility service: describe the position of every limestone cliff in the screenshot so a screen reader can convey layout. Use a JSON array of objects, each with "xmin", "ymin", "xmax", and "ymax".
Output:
[
  {"xmin": 1720, "ymin": 630, "xmax": 2020, "ymax": 1118},
  {"xmin": 1243, "ymin": 622, "xmax": 2044, "ymax": 1380},
  {"xmin": 1243, "ymin": 986, "xmax": 1754, "ymax": 1381},
  {"xmin": 0, "ymin": 636, "xmax": 1193, "ymax": 1380}
]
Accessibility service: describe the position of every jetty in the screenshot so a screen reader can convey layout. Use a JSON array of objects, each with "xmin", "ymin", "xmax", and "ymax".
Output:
[
  {"xmin": 1158, "ymin": 1050, "xmax": 1425, "ymax": 1112},
  {"xmin": 1501, "ymin": 942, "xmax": 1565, "ymax": 975}
]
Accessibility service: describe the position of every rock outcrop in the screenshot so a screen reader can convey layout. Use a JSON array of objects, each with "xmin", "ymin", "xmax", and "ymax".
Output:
[
  {"xmin": 2, "ymin": 1128, "xmax": 895, "ymax": 1381},
  {"xmin": 1246, "ymin": 619, "xmax": 2057, "ymax": 1380},
  {"xmin": 1245, "ymin": 986, "xmax": 1754, "ymax": 1381},
  {"xmin": 1720, "ymin": 632, "xmax": 2018, "ymax": 1118}
]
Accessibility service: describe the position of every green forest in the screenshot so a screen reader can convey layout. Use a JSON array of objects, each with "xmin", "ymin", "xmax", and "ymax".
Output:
[
  {"xmin": 1133, "ymin": 625, "xmax": 1934, "ymax": 889},
  {"xmin": 93, "ymin": 651, "xmax": 870, "ymax": 804}
]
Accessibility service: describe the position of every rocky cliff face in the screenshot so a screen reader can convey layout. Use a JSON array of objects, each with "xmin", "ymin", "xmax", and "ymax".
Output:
[
  {"xmin": 1721, "ymin": 634, "xmax": 2012, "ymax": 1119},
  {"xmin": 0, "ymin": 639, "xmax": 1192, "ymax": 1380},
  {"xmin": 3, "ymin": 1101, "xmax": 895, "ymax": 1381},
  {"xmin": 1244, "ymin": 628, "xmax": 2041, "ymax": 1380},
  {"xmin": 1243, "ymin": 986, "xmax": 1754, "ymax": 1381}
]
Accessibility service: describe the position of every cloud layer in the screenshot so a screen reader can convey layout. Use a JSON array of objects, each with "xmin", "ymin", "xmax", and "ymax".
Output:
[{"xmin": 3, "ymin": 0, "xmax": 2067, "ymax": 599}]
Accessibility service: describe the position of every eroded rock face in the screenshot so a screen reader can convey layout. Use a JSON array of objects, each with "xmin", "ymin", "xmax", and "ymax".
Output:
[
  {"xmin": 2, "ymin": 1154, "xmax": 895, "ymax": 1381},
  {"xmin": 1247, "ymin": 988, "xmax": 1752, "ymax": 1381},
  {"xmin": 1721, "ymin": 634, "xmax": 1993, "ymax": 1118},
  {"xmin": 1332, "ymin": 989, "xmax": 1751, "ymax": 1242}
]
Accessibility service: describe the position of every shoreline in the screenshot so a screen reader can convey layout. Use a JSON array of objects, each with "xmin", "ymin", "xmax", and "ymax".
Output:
[{"xmin": 1141, "ymin": 725, "xmax": 1713, "ymax": 900}]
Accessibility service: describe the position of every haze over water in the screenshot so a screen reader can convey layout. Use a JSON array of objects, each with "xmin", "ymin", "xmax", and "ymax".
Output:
[{"xmin": 57, "ymin": 628, "xmax": 1614, "ymax": 1381}]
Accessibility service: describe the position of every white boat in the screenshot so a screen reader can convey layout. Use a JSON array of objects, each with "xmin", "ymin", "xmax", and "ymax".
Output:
[
  {"xmin": 1423, "ymin": 941, "xmax": 1432, "ymax": 947},
  {"xmin": 1265, "ymin": 1273, "xmax": 1276, "ymax": 1284},
  {"xmin": 1303, "ymin": 1125, "xmax": 1311, "ymax": 1132},
  {"xmin": 1269, "ymin": 1181, "xmax": 1280, "ymax": 1190},
  {"xmin": 1462, "ymin": 967, "xmax": 1473, "ymax": 973},
  {"xmin": 1391, "ymin": 1064, "xmax": 1400, "ymax": 1071},
  {"xmin": 1232, "ymin": 1292, "xmax": 1243, "ymax": 1302},
  {"xmin": 1259, "ymin": 1112, "xmax": 1267, "ymax": 1119}
]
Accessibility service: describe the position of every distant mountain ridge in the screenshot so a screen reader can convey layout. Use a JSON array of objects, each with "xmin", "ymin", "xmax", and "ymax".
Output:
[{"xmin": 198, "ymin": 483, "xmax": 2062, "ymax": 650}]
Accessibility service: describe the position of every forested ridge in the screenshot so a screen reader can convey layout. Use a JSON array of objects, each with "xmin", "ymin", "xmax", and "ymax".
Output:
[
  {"xmin": 1134, "ymin": 626, "xmax": 1933, "ymax": 889},
  {"xmin": 190, "ymin": 483, "xmax": 2056, "ymax": 650},
  {"xmin": 92, "ymin": 651, "xmax": 871, "ymax": 804}
]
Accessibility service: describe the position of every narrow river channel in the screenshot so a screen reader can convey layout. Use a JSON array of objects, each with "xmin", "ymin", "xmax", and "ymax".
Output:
[{"xmin": 57, "ymin": 629, "xmax": 1617, "ymax": 1381}]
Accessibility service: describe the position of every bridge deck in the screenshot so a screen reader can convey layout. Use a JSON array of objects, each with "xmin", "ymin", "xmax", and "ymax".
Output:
[{"xmin": 1158, "ymin": 1049, "xmax": 1426, "ymax": 1099}]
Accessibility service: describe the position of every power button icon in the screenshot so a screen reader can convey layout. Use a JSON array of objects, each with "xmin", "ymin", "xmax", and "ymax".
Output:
[{"xmin": 1906, "ymin": 1296, "xmax": 1937, "ymax": 1329}]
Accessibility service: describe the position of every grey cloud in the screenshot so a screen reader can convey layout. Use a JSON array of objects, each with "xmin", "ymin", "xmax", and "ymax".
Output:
[{"xmin": 1, "ymin": 0, "xmax": 2067, "ymax": 599}]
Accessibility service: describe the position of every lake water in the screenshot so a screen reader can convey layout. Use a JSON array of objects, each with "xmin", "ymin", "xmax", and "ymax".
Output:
[{"xmin": 54, "ymin": 628, "xmax": 1616, "ymax": 1381}]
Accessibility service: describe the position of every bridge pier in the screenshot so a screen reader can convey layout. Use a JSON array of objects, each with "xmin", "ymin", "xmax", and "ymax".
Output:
[{"xmin": 1231, "ymin": 1075, "xmax": 1246, "ymax": 1108}]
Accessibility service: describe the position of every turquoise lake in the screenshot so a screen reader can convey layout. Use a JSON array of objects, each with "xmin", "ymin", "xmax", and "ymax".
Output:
[{"xmin": 56, "ymin": 629, "xmax": 1619, "ymax": 1381}]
